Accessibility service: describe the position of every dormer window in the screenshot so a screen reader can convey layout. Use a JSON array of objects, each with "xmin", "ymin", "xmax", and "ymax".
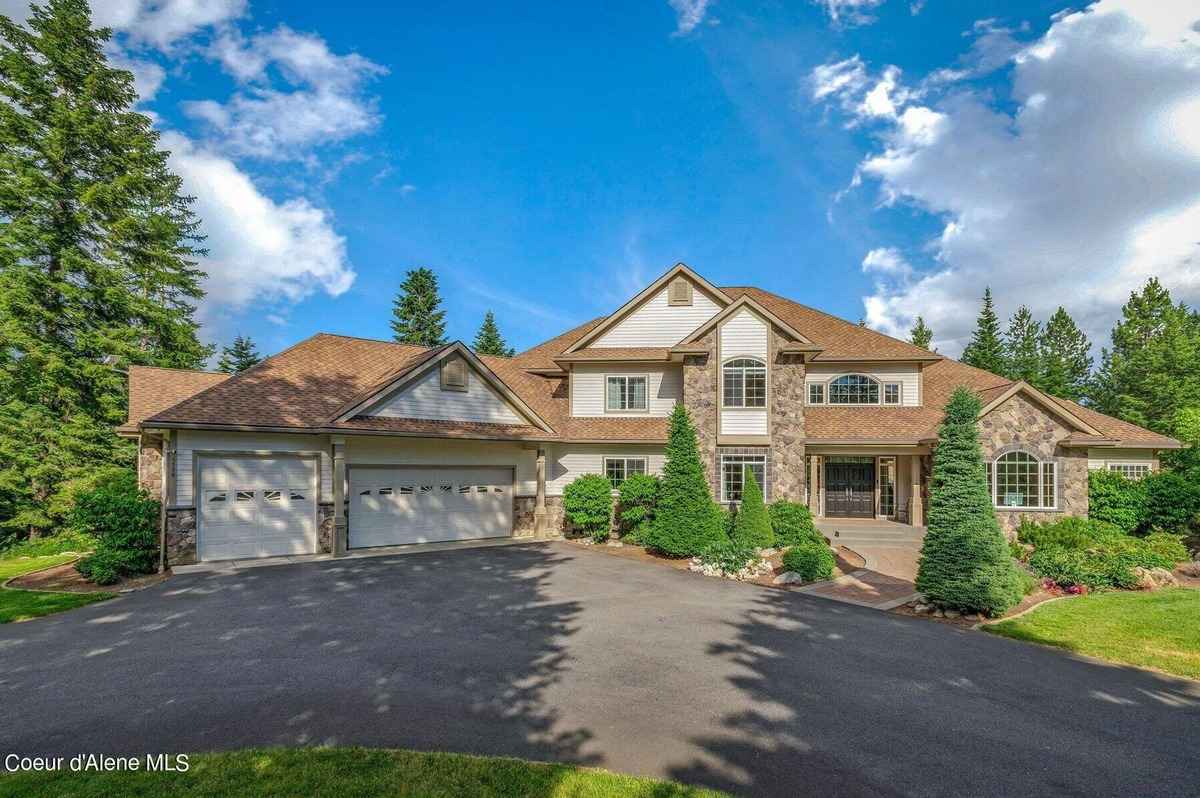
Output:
[
  {"xmin": 440, "ymin": 357, "xmax": 469, "ymax": 392},
  {"xmin": 667, "ymin": 277, "xmax": 693, "ymax": 307},
  {"xmin": 829, "ymin": 374, "xmax": 880, "ymax": 405}
]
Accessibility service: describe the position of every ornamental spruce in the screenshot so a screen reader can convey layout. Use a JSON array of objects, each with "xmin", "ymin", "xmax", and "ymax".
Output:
[{"xmin": 646, "ymin": 404, "xmax": 725, "ymax": 557}]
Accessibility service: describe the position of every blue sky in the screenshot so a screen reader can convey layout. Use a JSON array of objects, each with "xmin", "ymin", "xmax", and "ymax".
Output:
[{"xmin": 6, "ymin": 0, "xmax": 1198, "ymax": 360}]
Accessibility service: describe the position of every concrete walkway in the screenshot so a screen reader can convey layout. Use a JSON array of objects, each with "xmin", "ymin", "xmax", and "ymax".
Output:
[{"xmin": 804, "ymin": 518, "xmax": 925, "ymax": 609}]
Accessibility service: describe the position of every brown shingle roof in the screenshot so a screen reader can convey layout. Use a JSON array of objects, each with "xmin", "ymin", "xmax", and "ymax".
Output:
[
  {"xmin": 334, "ymin": 416, "xmax": 550, "ymax": 440},
  {"xmin": 555, "ymin": 347, "xmax": 672, "ymax": 362},
  {"xmin": 121, "ymin": 366, "xmax": 230, "ymax": 434}
]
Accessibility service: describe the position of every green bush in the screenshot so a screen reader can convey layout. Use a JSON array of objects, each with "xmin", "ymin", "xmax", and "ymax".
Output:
[
  {"xmin": 1142, "ymin": 531, "xmax": 1190, "ymax": 566},
  {"xmin": 1142, "ymin": 471, "xmax": 1200, "ymax": 534},
  {"xmin": 1017, "ymin": 517, "xmax": 1124, "ymax": 550},
  {"xmin": 72, "ymin": 470, "xmax": 158, "ymax": 585},
  {"xmin": 1, "ymin": 529, "xmax": 97, "ymax": 558},
  {"xmin": 616, "ymin": 473, "xmax": 659, "ymax": 544},
  {"xmin": 915, "ymin": 388, "xmax": 1024, "ymax": 616},
  {"xmin": 730, "ymin": 468, "xmax": 773, "ymax": 549},
  {"xmin": 768, "ymin": 501, "xmax": 822, "ymax": 547},
  {"xmin": 563, "ymin": 474, "xmax": 614, "ymax": 543},
  {"xmin": 645, "ymin": 404, "xmax": 725, "ymax": 557},
  {"xmin": 1028, "ymin": 533, "xmax": 1188, "ymax": 590},
  {"xmin": 1087, "ymin": 470, "xmax": 1146, "ymax": 533},
  {"xmin": 698, "ymin": 539, "xmax": 758, "ymax": 574},
  {"xmin": 782, "ymin": 542, "xmax": 835, "ymax": 582}
]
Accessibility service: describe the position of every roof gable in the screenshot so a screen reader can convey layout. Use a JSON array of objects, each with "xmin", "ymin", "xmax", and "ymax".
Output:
[
  {"xmin": 978, "ymin": 381, "xmax": 1102, "ymax": 436},
  {"xmin": 675, "ymin": 294, "xmax": 819, "ymax": 352}
]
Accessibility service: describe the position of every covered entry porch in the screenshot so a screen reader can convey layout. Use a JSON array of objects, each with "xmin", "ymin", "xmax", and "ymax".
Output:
[{"xmin": 805, "ymin": 446, "xmax": 930, "ymax": 526}]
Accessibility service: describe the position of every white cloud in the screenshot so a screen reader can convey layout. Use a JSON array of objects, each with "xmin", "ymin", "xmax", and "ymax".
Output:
[
  {"xmin": 667, "ymin": 0, "xmax": 713, "ymax": 36},
  {"xmin": 0, "ymin": 0, "xmax": 246, "ymax": 48},
  {"xmin": 160, "ymin": 131, "xmax": 356, "ymax": 311},
  {"xmin": 862, "ymin": 247, "xmax": 912, "ymax": 277},
  {"xmin": 186, "ymin": 26, "xmax": 385, "ymax": 160},
  {"xmin": 814, "ymin": 0, "xmax": 886, "ymax": 27},
  {"xmin": 813, "ymin": 0, "xmax": 1200, "ymax": 356}
]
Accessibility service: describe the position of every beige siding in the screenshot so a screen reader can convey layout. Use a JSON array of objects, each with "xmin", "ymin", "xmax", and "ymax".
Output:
[
  {"xmin": 719, "ymin": 308, "xmax": 769, "ymax": 360},
  {"xmin": 546, "ymin": 444, "xmax": 665, "ymax": 495},
  {"xmin": 175, "ymin": 430, "xmax": 331, "ymax": 506},
  {"xmin": 593, "ymin": 285, "xmax": 722, "ymax": 347},
  {"xmin": 1087, "ymin": 448, "xmax": 1159, "ymax": 471},
  {"xmin": 368, "ymin": 365, "xmax": 525, "ymax": 425},
  {"xmin": 720, "ymin": 410, "xmax": 769, "ymax": 435},
  {"xmin": 347, "ymin": 437, "xmax": 538, "ymax": 496},
  {"xmin": 570, "ymin": 364, "xmax": 682, "ymax": 417},
  {"xmin": 806, "ymin": 363, "xmax": 921, "ymax": 407}
]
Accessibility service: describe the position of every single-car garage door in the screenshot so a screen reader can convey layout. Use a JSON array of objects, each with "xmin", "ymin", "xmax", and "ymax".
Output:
[
  {"xmin": 198, "ymin": 455, "xmax": 318, "ymax": 561},
  {"xmin": 349, "ymin": 466, "xmax": 513, "ymax": 549}
]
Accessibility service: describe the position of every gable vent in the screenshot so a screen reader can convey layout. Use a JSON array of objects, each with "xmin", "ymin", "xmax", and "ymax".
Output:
[
  {"xmin": 440, "ymin": 358, "xmax": 469, "ymax": 392},
  {"xmin": 668, "ymin": 277, "xmax": 693, "ymax": 307}
]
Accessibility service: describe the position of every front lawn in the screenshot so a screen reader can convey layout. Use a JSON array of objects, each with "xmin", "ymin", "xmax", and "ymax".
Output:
[
  {"xmin": 0, "ymin": 554, "xmax": 114, "ymax": 624},
  {"xmin": 986, "ymin": 589, "xmax": 1200, "ymax": 680},
  {"xmin": 0, "ymin": 747, "xmax": 727, "ymax": 798}
]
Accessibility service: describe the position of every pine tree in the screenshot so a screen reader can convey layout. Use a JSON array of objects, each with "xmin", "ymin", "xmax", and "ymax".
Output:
[
  {"xmin": 472, "ymin": 310, "xmax": 514, "ymax": 357},
  {"xmin": 1088, "ymin": 278, "xmax": 1200, "ymax": 435},
  {"xmin": 217, "ymin": 335, "xmax": 261, "ymax": 374},
  {"xmin": 730, "ymin": 467, "xmax": 772, "ymax": 549},
  {"xmin": 390, "ymin": 267, "xmax": 447, "ymax": 347},
  {"xmin": 915, "ymin": 388, "xmax": 1024, "ymax": 616},
  {"xmin": 1003, "ymin": 305, "xmax": 1041, "ymax": 385},
  {"xmin": 645, "ymin": 404, "xmax": 725, "ymax": 557},
  {"xmin": 959, "ymin": 288, "xmax": 1006, "ymax": 375},
  {"xmin": 1038, "ymin": 307, "xmax": 1092, "ymax": 401},
  {"xmin": 0, "ymin": 0, "xmax": 209, "ymax": 539},
  {"xmin": 909, "ymin": 316, "xmax": 934, "ymax": 350}
]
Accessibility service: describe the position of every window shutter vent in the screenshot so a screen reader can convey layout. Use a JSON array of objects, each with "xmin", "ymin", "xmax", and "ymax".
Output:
[
  {"xmin": 668, "ymin": 277, "xmax": 693, "ymax": 306},
  {"xmin": 441, "ymin": 358, "xmax": 469, "ymax": 391}
]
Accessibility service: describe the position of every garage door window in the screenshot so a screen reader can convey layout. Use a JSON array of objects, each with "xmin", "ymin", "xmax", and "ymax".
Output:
[
  {"xmin": 264, "ymin": 490, "xmax": 282, "ymax": 502},
  {"xmin": 236, "ymin": 491, "xmax": 255, "ymax": 502},
  {"xmin": 206, "ymin": 490, "xmax": 227, "ymax": 503}
]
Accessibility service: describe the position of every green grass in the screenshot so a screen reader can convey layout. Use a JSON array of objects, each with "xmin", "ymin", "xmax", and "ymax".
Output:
[
  {"xmin": 986, "ymin": 589, "xmax": 1200, "ymax": 680},
  {"xmin": 0, "ymin": 553, "xmax": 114, "ymax": 624},
  {"xmin": 0, "ymin": 747, "xmax": 728, "ymax": 798}
]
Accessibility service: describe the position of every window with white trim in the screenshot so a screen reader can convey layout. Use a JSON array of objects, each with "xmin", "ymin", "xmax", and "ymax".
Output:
[
  {"xmin": 987, "ymin": 451, "xmax": 1057, "ymax": 509},
  {"xmin": 883, "ymin": 382, "xmax": 901, "ymax": 405},
  {"xmin": 606, "ymin": 375, "xmax": 648, "ymax": 411},
  {"xmin": 808, "ymin": 383, "xmax": 825, "ymax": 405},
  {"xmin": 1107, "ymin": 462, "xmax": 1151, "ymax": 480},
  {"xmin": 604, "ymin": 457, "xmax": 647, "ymax": 488},
  {"xmin": 721, "ymin": 453, "xmax": 767, "ymax": 502},
  {"xmin": 829, "ymin": 374, "xmax": 880, "ymax": 405},
  {"xmin": 722, "ymin": 358, "xmax": 766, "ymax": 408}
]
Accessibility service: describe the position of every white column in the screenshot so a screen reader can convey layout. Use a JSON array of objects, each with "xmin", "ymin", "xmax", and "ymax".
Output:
[
  {"xmin": 332, "ymin": 437, "xmax": 347, "ymax": 556},
  {"xmin": 909, "ymin": 454, "xmax": 924, "ymax": 527}
]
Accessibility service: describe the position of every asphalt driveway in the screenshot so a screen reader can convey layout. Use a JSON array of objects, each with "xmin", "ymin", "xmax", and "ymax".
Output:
[{"xmin": 1, "ymin": 542, "xmax": 1196, "ymax": 797}]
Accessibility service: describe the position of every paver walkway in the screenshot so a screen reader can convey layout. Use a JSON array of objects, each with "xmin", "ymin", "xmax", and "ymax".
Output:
[{"xmin": 806, "ymin": 518, "xmax": 925, "ymax": 609}]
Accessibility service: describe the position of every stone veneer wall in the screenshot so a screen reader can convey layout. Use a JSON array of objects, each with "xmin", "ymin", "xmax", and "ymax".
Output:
[
  {"xmin": 138, "ymin": 435, "xmax": 164, "ymax": 500},
  {"xmin": 770, "ymin": 330, "xmax": 806, "ymax": 503},
  {"xmin": 165, "ymin": 507, "xmax": 196, "ymax": 566},
  {"xmin": 976, "ymin": 393, "xmax": 1088, "ymax": 537},
  {"xmin": 318, "ymin": 503, "xmax": 335, "ymax": 553},
  {"xmin": 682, "ymin": 331, "xmax": 719, "ymax": 497},
  {"xmin": 513, "ymin": 495, "xmax": 565, "ymax": 537}
]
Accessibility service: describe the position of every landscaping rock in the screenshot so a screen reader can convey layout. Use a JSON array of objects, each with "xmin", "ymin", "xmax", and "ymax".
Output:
[
  {"xmin": 943, "ymin": 609, "xmax": 961, "ymax": 619},
  {"xmin": 912, "ymin": 603, "xmax": 932, "ymax": 615},
  {"xmin": 933, "ymin": 609, "xmax": 945, "ymax": 618},
  {"xmin": 759, "ymin": 548, "xmax": 778, "ymax": 558},
  {"xmin": 1176, "ymin": 561, "xmax": 1200, "ymax": 578},
  {"xmin": 965, "ymin": 613, "xmax": 981, "ymax": 622},
  {"xmin": 1133, "ymin": 566, "xmax": 1179, "ymax": 590},
  {"xmin": 772, "ymin": 571, "xmax": 805, "ymax": 586},
  {"xmin": 605, "ymin": 540, "xmax": 624, "ymax": 548}
]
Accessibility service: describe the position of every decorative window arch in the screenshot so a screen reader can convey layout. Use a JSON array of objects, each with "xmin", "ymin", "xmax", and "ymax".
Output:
[
  {"xmin": 722, "ymin": 358, "xmax": 766, "ymax": 408},
  {"xmin": 828, "ymin": 374, "xmax": 880, "ymax": 405},
  {"xmin": 985, "ymin": 450, "xmax": 1057, "ymax": 510}
]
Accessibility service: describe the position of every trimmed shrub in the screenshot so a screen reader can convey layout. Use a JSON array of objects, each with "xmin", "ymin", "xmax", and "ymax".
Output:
[
  {"xmin": 1017, "ymin": 517, "xmax": 1124, "ymax": 550},
  {"xmin": 645, "ymin": 404, "xmax": 725, "ymax": 557},
  {"xmin": 730, "ymin": 468, "xmax": 773, "ymax": 549},
  {"xmin": 616, "ymin": 473, "xmax": 659, "ymax": 544},
  {"xmin": 1027, "ymin": 533, "xmax": 1188, "ymax": 590},
  {"xmin": 1142, "ymin": 471, "xmax": 1200, "ymax": 534},
  {"xmin": 915, "ymin": 388, "xmax": 1024, "ymax": 616},
  {"xmin": 768, "ymin": 501, "xmax": 822, "ymax": 547},
  {"xmin": 698, "ymin": 539, "xmax": 758, "ymax": 574},
  {"xmin": 782, "ymin": 542, "xmax": 835, "ymax": 582},
  {"xmin": 1087, "ymin": 469, "xmax": 1146, "ymax": 534},
  {"xmin": 563, "ymin": 474, "xmax": 614, "ymax": 543},
  {"xmin": 72, "ymin": 470, "xmax": 158, "ymax": 585}
]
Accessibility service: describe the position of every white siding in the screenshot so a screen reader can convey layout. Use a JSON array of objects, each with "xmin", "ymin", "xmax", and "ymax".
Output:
[
  {"xmin": 348, "ymin": 437, "xmax": 538, "ymax": 497},
  {"xmin": 806, "ymin": 363, "xmax": 921, "ymax": 407},
  {"xmin": 369, "ymin": 365, "xmax": 525, "ymax": 425},
  {"xmin": 546, "ymin": 444, "xmax": 665, "ymax": 495},
  {"xmin": 570, "ymin": 365, "xmax": 682, "ymax": 417},
  {"xmin": 1087, "ymin": 448, "xmax": 1159, "ymax": 471},
  {"xmin": 719, "ymin": 308, "xmax": 769, "ymax": 360},
  {"xmin": 720, "ymin": 410, "xmax": 769, "ymax": 435},
  {"xmin": 593, "ymin": 284, "xmax": 722, "ymax": 347},
  {"xmin": 175, "ymin": 430, "xmax": 331, "ymax": 506}
]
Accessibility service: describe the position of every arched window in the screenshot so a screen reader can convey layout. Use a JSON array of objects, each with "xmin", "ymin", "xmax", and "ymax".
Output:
[
  {"xmin": 828, "ymin": 374, "xmax": 880, "ymax": 405},
  {"xmin": 722, "ymin": 358, "xmax": 766, "ymax": 408},
  {"xmin": 986, "ymin": 451, "xmax": 1057, "ymax": 509}
]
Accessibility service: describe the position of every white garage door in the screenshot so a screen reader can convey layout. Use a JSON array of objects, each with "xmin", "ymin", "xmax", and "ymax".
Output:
[
  {"xmin": 198, "ymin": 455, "xmax": 317, "ymax": 561},
  {"xmin": 349, "ymin": 466, "xmax": 513, "ymax": 549}
]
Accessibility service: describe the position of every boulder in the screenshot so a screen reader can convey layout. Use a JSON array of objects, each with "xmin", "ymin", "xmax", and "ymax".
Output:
[
  {"xmin": 912, "ymin": 603, "xmax": 932, "ymax": 615},
  {"xmin": 773, "ymin": 571, "xmax": 806, "ymax": 586},
  {"xmin": 943, "ymin": 609, "xmax": 961, "ymax": 619},
  {"xmin": 1176, "ymin": 561, "xmax": 1200, "ymax": 578},
  {"xmin": 1133, "ymin": 566, "xmax": 1179, "ymax": 590}
]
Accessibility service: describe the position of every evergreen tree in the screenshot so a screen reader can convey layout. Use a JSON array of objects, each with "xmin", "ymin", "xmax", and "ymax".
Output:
[
  {"xmin": 1038, "ymin": 307, "xmax": 1092, "ymax": 401},
  {"xmin": 915, "ymin": 388, "xmax": 1024, "ymax": 616},
  {"xmin": 1089, "ymin": 278, "xmax": 1200, "ymax": 435},
  {"xmin": 909, "ymin": 316, "xmax": 934, "ymax": 350},
  {"xmin": 1002, "ymin": 305, "xmax": 1041, "ymax": 385},
  {"xmin": 472, "ymin": 310, "xmax": 514, "ymax": 357},
  {"xmin": 0, "ymin": 0, "xmax": 209, "ymax": 539},
  {"xmin": 730, "ymin": 467, "xmax": 772, "ymax": 549},
  {"xmin": 959, "ymin": 288, "xmax": 1006, "ymax": 375},
  {"xmin": 217, "ymin": 335, "xmax": 261, "ymax": 374},
  {"xmin": 390, "ymin": 267, "xmax": 447, "ymax": 347},
  {"xmin": 645, "ymin": 404, "xmax": 725, "ymax": 557}
]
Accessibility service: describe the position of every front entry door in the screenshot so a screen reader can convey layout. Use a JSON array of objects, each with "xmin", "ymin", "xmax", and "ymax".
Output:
[{"xmin": 825, "ymin": 457, "xmax": 876, "ymax": 518}]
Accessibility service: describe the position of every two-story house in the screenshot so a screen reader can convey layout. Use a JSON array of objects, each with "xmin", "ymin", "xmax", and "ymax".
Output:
[{"xmin": 120, "ymin": 263, "xmax": 1179, "ymax": 565}]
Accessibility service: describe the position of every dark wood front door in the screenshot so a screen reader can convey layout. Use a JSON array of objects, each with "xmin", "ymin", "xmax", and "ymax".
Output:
[{"xmin": 825, "ymin": 457, "xmax": 876, "ymax": 518}]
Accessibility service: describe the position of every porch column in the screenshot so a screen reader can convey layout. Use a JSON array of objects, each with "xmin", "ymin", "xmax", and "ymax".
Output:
[
  {"xmin": 332, "ymin": 437, "xmax": 347, "ymax": 556},
  {"xmin": 909, "ymin": 454, "xmax": 924, "ymax": 527},
  {"xmin": 534, "ymin": 447, "xmax": 547, "ymax": 534},
  {"xmin": 806, "ymin": 456, "xmax": 819, "ymax": 515}
]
